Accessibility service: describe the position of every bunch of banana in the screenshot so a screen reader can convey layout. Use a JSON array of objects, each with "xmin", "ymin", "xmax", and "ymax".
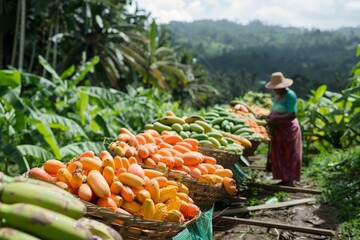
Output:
[
  {"xmin": 145, "ymin": 114, "xmax": 244, "ymax": 153},
  {"xmin": 0, "ymin": 172, "xmax": 123, "ymax": 240},
  {"xmin": 204, "ymin": 106, "xmax": 264, "ymax": 141}
]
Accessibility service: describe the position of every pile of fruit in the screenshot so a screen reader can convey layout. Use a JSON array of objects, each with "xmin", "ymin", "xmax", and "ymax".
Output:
[
  {"xmin": 203, "ymin": 105, "xmax": 270, "ymax": 143},
  {"xmin": 24, "ymin": 127, "xmax": 238, "ymax": 229},
  {"xmin": 0, "ymin": 172, "xmax": 122, "ymax": 240},
  {"xmin": 145, "ymin": 111, "xmax": 250, "ymax": 154}
]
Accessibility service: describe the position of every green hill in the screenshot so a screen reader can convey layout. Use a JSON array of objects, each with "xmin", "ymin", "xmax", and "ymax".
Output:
[{"xmin": 165, "ymin": 20, "xmax": 360, "ymax": 100}]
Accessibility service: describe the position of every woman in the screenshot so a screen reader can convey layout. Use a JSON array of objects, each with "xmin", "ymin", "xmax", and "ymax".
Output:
[{"xmin": 265, "ymin": 72, "xmax": 302, "ymax": 187}]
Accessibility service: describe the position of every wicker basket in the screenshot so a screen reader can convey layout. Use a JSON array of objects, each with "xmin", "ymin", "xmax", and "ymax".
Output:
[
  {"xmin": 164, "ymin": 169, "xmax": 226, "ymax": 212},
  {"xmin": 84, "ymin": 201, "xmax": 199, "ymax": 240},
  {"xmin": 242, "ymin": 140, "xmax": 261, "ymax": 157},
  {"xmin": 197, "ymin": 146, "xmax": 241, "ymax": 169}
]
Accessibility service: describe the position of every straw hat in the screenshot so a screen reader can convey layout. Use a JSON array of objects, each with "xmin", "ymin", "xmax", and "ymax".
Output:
[{"xmin": 265, "ymin": 72, "xmax": 293, "ymax": 89}]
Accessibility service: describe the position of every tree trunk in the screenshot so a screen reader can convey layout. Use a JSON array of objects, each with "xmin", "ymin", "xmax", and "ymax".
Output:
[{"xmin": 18, "ymin": 0, "xmax": 26, "ymax": 69}]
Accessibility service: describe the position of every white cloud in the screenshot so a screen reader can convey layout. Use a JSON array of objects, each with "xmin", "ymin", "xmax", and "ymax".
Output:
[{"xmin": 133, "ymin": 0, "xmax": 360, "ymax": 30}]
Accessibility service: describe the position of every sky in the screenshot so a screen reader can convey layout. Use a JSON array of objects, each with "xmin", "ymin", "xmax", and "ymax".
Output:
[{"xmin": 133, "ymin": 0, "xmax": 360, "ymax": 30}]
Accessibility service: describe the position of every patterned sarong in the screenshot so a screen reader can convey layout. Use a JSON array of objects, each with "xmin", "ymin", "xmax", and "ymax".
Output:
[{"xmin": 269, "ymin": 118, "xmax": 302, "ymax": 181}]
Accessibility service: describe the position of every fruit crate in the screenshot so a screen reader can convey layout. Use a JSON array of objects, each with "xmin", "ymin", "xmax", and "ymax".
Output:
[
  {"xmin": 197, "ymin": 146, "xmax": 241, "ymax": 169},
  {"xmin": 83, "ymin": 201, "xmax": 200, "ymax": 240}
]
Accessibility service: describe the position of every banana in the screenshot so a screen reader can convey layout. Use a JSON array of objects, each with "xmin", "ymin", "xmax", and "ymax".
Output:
[
  {"xmin": 189, "ymin": 123, "xmax": 205, "ymax": 133},
  {"xmin": 0, "ymin": 182, "xmax": 86, "ymax": 219},
  {"xmin": 171, "ymin": 123, "xmax": 183, "ymax": 133},
  {"xmin": 144, "ymin": 123, "xmax": 154, "ymax": 130},
  {"xmin": 179, "ymin": 131, "xmax": 189, "ymax": 139},
  {"xmin": 198, "ymin": 140, "xmax": 214, "ymax": 147},
  {"xmin": 158, "ymin": 116, "xmax": 186, "ymax": 125},
  {"xmin": 0, "ymin": 203, "xmax": 93, "ymax": 240},
  {"xmin": 233, "ymin": 127, "xmax": 254, "ymax": 135},
  {"xmin": 208, "ymin": 137, "xmax": 222, "ymax": 148},
  {"xmin": 184, "ymin": 115, "xmax": 206, "ymax": 124},
  {"xmin": 153, "ymin": 121, "xmax": 172, "ymax": 133},
  {"xmin": 210, "ymin": 117, "xmax": 224, "ymax": 125},
  {"xmin": 206, "ymin": 131, "xmax": 223, "ymax": 140},
  {"xmin": 189, "ymin": 133, "xmax": 208, "ymax": 141},
  {"xmin": 204, "ymin": 112, "xmax": 220, "ymax": 118},
  {"xmin": 182, "ymin": 123, "xmax": 190, "ymax": 131},
  {"xmin": 0, "ymin": 228, "xmax": 41, "ymax": 240},
  {"xmin": 0, "ymin": 172, "xmax": 58, "ymax": 189},
  {"xmin": 194, "ymin": 120, "xmax": 212, "ymax": 133},
  {"xmin": 76, "ymin": 218, "xmax": 123, "ymax": 240}
]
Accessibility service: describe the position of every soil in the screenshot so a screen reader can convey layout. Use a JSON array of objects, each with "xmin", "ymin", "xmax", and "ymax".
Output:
[{"xmin": 212, "ymin": 157, "xmax": 340, "ymax": 240}]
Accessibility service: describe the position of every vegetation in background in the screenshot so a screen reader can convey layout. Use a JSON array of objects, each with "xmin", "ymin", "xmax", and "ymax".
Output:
[
  {"xmin": 1, "ymin": 0, "xmax": 360, "ymax": 238},
  {"xmin": 304, "ymin": 146, "xmax": 360, "ymax": 239},
  {"xmin": 167, "ymin": 20, "xmax": 360, "ymax": 101}
]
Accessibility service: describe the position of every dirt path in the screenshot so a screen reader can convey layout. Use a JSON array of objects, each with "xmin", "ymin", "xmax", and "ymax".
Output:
[{"xmin": 212, "ymin": 158, "xmax": 340, "ymax": 240}]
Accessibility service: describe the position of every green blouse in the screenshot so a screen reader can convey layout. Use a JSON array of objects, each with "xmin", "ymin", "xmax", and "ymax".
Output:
[{"xmin": 271, "ymin": 89, "xmax": 297, "ymax": 113}]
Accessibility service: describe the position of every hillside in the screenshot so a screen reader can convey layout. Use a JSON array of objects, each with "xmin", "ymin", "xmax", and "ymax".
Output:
[{"xmin": 165, "ymin": 20, "xmax": 360, "ymax": 100}]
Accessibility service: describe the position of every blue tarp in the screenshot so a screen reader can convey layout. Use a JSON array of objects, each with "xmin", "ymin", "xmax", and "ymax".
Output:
[{"xmin": 173, "ymin": 206, "xmax": 214, "ymax": 240}]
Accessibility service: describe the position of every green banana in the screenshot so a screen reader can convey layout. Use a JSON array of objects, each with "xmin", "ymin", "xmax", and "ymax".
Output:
[
  {"xmin": 206, "ymin": 131, "xmax": 223, "ymax": 140},
  {"xmin": 182, "ymin": 123, "xmax": 190, "ymax": 131},
  {"xmin": 221, "ymin": 119, "xmax": 230, "ymax": 130},
  {"xmin": 210, "ymin": 117, "xmax": 224, "ymax": 125},
  {"xmin": 0, "ymin": 203, "xmax": 93, "ymax": 240},
  {"xmin": 189, "ymin": 133, "xmax": 208, "ymax": 141},
  {"xmin": 194, "ymin": 120, "xmax": 212, "ymax": 133},
  {"xmin": 207, "ymin": 137, "xmax": 222, "ymax": 148},
  {"xmin": 218, "ymin": 137, "xmax": 229, "ymax": 147},
  {"xmin": 231, "ymin": 124, "xmax": 248, "ymax": 133},
  {"xmin": 0, "ymin": 228, "xmax": 41, "ymax": 240},
  {"xmin": 198, "ymin": 140, "xmax": 214, "ymax": 147},
  {"xmin": 171, "ymin": 123, "xmax": 183, "ymax": 133},
  {"xmin": 158, "ymin": 116, "xmax": 186, "ymax": 125},
  {"xmin": 204, "ymin": 112, "xmax": 220, "ymax": 118},
  {"xmin": 153, "ymin": 121, "xmax": 172, "ymax": 133},
  {"xmin": 76, "ymin": 218, "xmax": 123, "ymax": 240},
  {"xmin": 179, "ymin": 131, "xmax": 189, "ymax": 139},
  {"xmin": 0, "ymin": 182, "xmax": 86, "ymax": 219},
  {"xmin": 0, "ymin": 172, "xmax": 58, "ymax": 189},
  {"xmin": 233, "ymin": 128, "xmax": 254, "ymax": 135},
  {"xmin": 189, "ymin": 123, "xmax": 205, "ymax": 133},
  {"xmin": 144, "ymin": 123, "xmax": 154, "ymax": 130}
]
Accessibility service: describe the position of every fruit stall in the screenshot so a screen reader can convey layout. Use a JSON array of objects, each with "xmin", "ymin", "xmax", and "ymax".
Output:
[{"xmin": 0, "ymin": 102, "xmax": 270, "ymax": 240}]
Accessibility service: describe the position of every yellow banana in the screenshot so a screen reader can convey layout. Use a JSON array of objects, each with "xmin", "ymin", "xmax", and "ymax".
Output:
[
  {"xmin": 158, "ymin": 116, "xmax": 186, "ymax": 125},
  {"xmin": 0, "ymin": 203, "xmax": 93, "ymax": 240},
  {"xmin": 0, "ymin": 182, "xmax": 86, "ymax": 219}
]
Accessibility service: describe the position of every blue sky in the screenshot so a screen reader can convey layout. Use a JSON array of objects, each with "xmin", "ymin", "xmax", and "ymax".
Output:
[{"xmin": 133, "ymin": 0, "xmax": 360, "ymax": 30}]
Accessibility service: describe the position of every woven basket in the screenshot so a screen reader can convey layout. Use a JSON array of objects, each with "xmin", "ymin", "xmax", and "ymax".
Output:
[
  {"xmin": 197, "ymin": 146, "xmax": 241, "ymax": 169},
  {"xmin": 242, "ymin": 140, "xmax": 261, "ymax": 157},
  {"xmin": 84, "ymin": 201, "xmax": 199, "ymax": 240},
  {"xmin": 164, "ymin": 169, "xmax": 226, "ymax": 212}
]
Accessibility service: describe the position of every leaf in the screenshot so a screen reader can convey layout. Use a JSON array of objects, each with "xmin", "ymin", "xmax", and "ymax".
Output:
[
  {"xmin": 38, "ymin": 55, "xmax": 63, "ymax": 86},
  {"xmin": 0, "ymin": 86, "xmax": 28, "ymax": 113},
  {"xmin": 35, "ymin": 122, "xmax": 62, "ymax": 159},
  {"xmin": 70, "ymin": 56, "xmax": 100, "ymax": 85},
  {"xmin": 3, "ymin": 143, "xmax": 30, "ymax": 172},
  {"xmin": 313, "ymin": 85, "xmax": 327, "ymax": 102},
  {"xmin": 60, "ymin": 65, "xmax": 75, "ymax": 80},
  {"xmin": 0, "ymin": 70, "xmax": 21, "ymax": 88},
  {"xmin": 17, "ymin": 144, "xmax": 54, "ymax": 165},
  {"xmin": 93, "ymin": 113, "xmax": 112, "ymax": 138},
  {"xmin": 77, "ymin": 90, "xmax": 89, "ymax": 125},
  {"xmin": 60, "ymin": 141, "xmax": 104, "ymax": 160},
  {"xmin": 356, "ymin": 44, "xmax": 360, "ymax": 57},
  {"xmin": 38, "ymin": 113, "xmax": 88, "ymax": 139}
]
